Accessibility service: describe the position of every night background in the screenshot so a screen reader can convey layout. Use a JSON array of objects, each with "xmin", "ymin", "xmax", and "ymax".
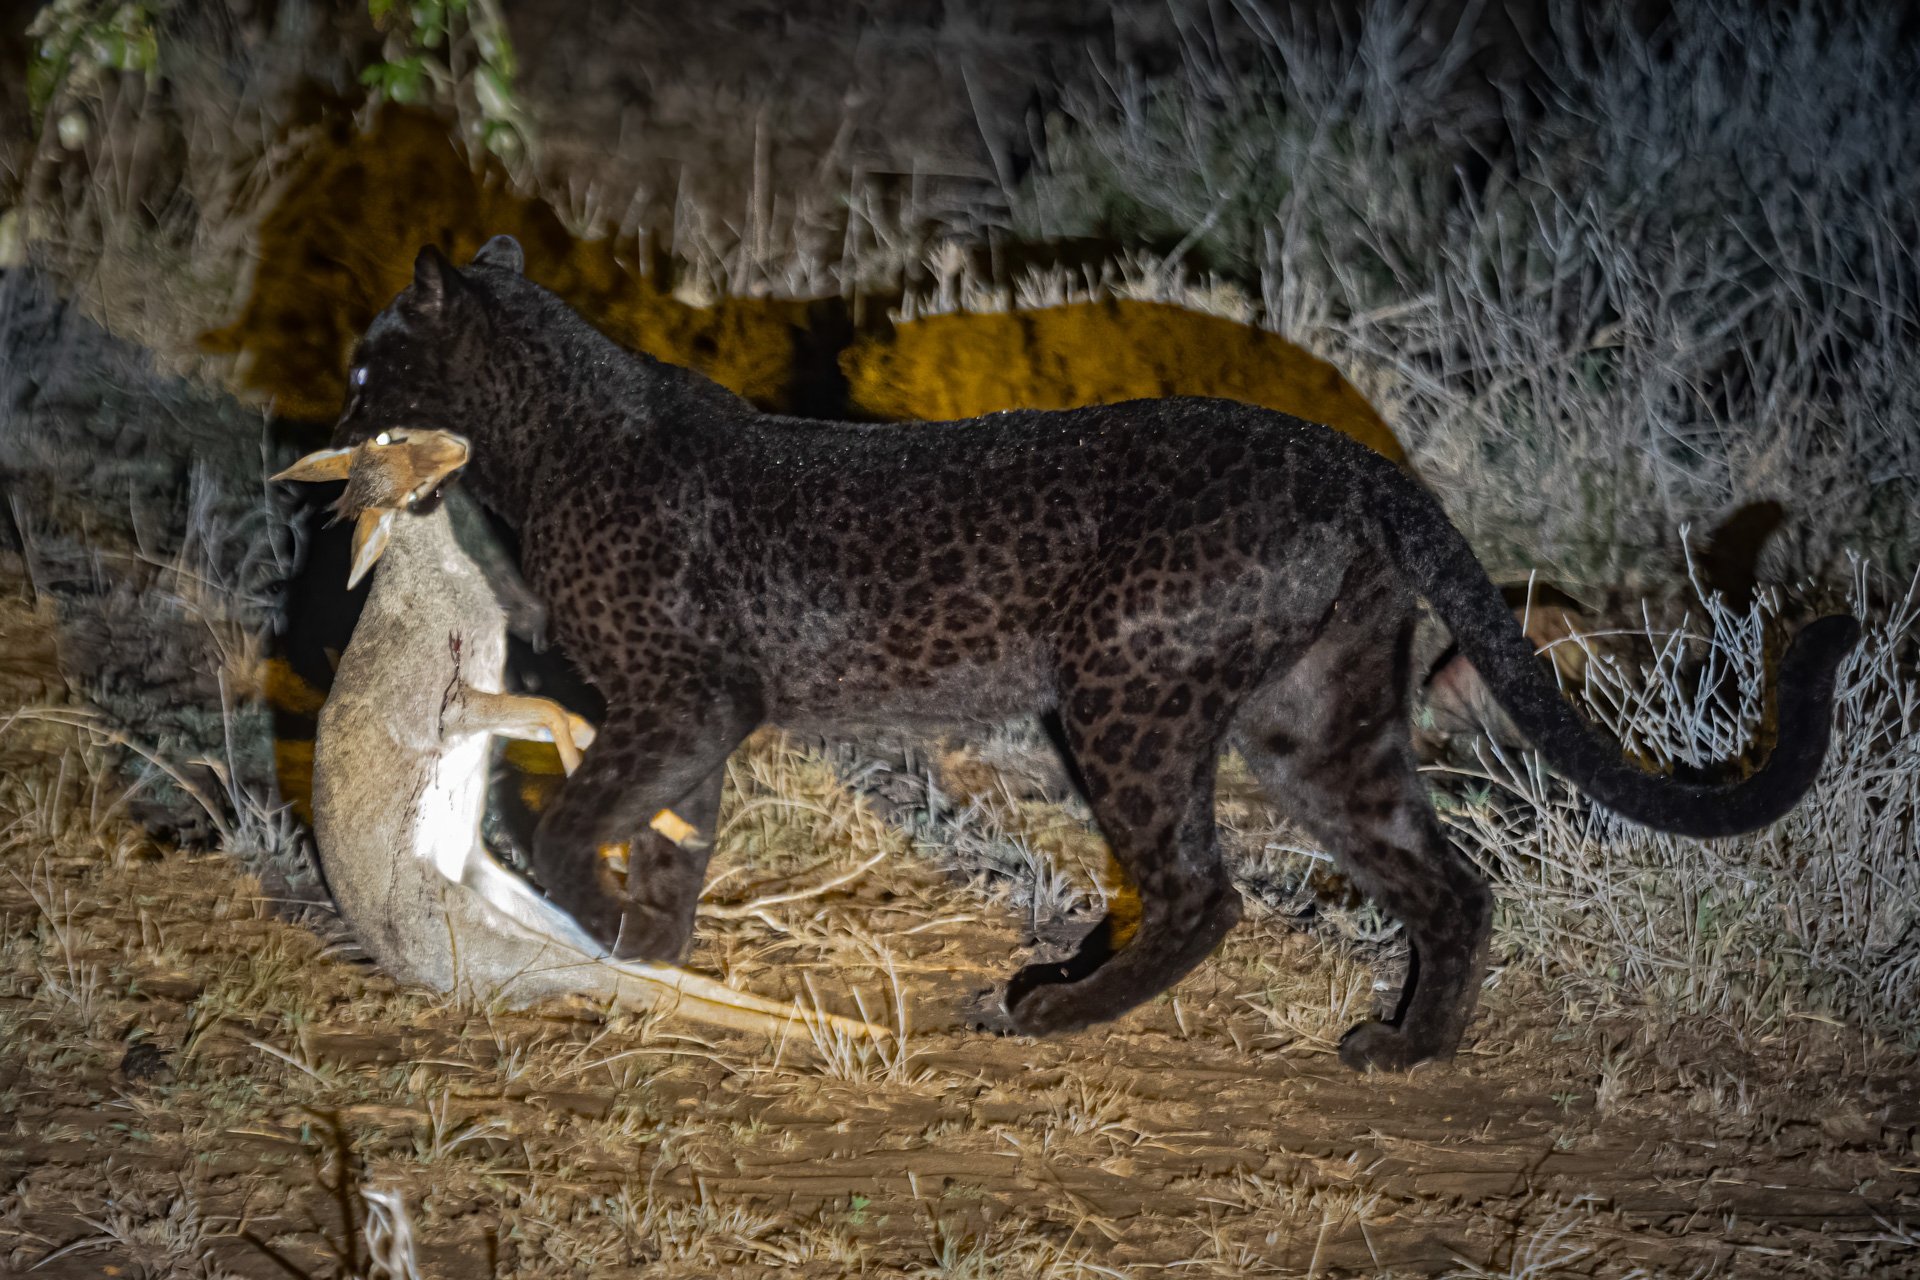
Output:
[{"xmin": 1, "ymin": 1, "xmax": 1917, "ymax": 1275}]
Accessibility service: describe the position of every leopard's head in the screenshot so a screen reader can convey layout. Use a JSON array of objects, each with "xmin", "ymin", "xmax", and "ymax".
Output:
[{"xmin": 333, "ymin": 235, "xmax": 527, "ymax": 451}]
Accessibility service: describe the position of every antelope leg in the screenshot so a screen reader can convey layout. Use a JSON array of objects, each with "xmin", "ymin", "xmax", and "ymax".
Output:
[
  {"xmin": 462, "ymin": 850, "xmax": 891, "ymax": 1040},
  {"xmin": 452, "ymin": 688, "xmax": 596, "ymax": 774}
]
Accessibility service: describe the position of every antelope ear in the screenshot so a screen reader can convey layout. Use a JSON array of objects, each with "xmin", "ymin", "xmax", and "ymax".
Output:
[
  {"xmin": 412, "ymin": 245, "xmax": 462, "ymax": 313},
  {"xmin": 470, "ymin": 234, "xmax": 525, "ymax": 274},
  {"xmin": 347, "ymin": 508, "xmax": 397, "ymax": 589},
  {"xmin": 396, "ymin": 429, "xmax": 472, "ymax": 504},
  {"xmin": 272, "ymin": 446, "xmax": 354, "ymax": 483}
]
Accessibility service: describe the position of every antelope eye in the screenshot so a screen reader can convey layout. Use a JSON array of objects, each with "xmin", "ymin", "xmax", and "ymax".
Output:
[
  {"xmin": 374, "ymin": 432, "xmax": 392, "ymax": 446},
  {"xmin": 352, "ymin": 366, "xmax": 369, "ymax": 387}
]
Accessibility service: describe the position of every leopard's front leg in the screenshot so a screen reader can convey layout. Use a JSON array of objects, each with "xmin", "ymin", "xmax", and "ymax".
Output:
[{"xmin": 531, "ymin": 649, "xmax": 762, "ymax": 959}]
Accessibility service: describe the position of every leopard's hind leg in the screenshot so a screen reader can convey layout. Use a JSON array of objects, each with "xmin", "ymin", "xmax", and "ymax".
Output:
[
  {"xmin": 1003, "ymin": 660, "xmax": 1244, "ymax": 1036},
  {"xmin": 1235, "ymin": 610, "xmax": 1492, "ymax": 1071}
]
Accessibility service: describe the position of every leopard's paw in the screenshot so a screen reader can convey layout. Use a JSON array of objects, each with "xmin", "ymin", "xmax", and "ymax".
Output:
[
  {"xmin": 612, "ymin": 900, "xmax": 695, "ymax": 963},
  {"xmin": 1337, "ymin": 1020, "xmax": 1439, "ymax": 1073},
  {"xmin": 1002, "ymin": 972, "xmax": 1097, "ymax": 1037},
  {"xmin": 536, "ymin": 848, "xmax": 629, "ymax": 951},
  {"xmin": 552, "ymin": 886, "xmax": 624, "ymax": 954},
  {"xmin": 959, "ymin": 986, "xmax": 1016, "ymax": 1035}
]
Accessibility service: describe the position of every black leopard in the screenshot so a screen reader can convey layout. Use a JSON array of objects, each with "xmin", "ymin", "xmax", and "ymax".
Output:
[{"xmin": 329, "ymin": 235, "xmax": 1857, "ymax": 1070}]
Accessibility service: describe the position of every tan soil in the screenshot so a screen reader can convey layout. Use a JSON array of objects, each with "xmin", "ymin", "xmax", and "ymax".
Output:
[{"xmin": 3, "ymin": 581, "xmax": 1916, "ymax": 1279}]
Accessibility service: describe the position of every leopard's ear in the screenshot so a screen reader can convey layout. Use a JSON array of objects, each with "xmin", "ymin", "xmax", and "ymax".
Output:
[
  {"xmin": 470, "ymin": 234, "xmax": 525, "ymax": 274},
  {"xmin": 412, "ymin": 244, "xmax": 464, "ymax": 313}
]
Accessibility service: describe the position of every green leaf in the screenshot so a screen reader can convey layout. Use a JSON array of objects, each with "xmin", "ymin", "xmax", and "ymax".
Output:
[
  {"xmin": 473, "ymin": 62, "xmax": 513, "ymax": 119},
  {"xmin": 390, "ymin": 60, "xmax": 428, "ymax": 104},
  {"xmin": 480, "ymin": 117, "xmax": 523, "ymax": 158}
]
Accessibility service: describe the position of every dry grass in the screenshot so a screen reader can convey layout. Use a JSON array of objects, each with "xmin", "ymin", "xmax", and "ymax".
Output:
[
  {"xmin": 1018, "ymin": 0, "xmax": 1920, "ymax": 588},
  {"xmin": 6, "ymin": 655, "xmax": 1918, "ymax": 1276},
  {"xmin": 1433, "ymin": 561, "xmax": 1920, "ymax": 1041}
]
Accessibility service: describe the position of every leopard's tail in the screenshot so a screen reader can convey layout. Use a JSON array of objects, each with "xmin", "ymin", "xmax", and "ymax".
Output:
[{"xmin": 1373, "ymin": 458, "xmax": 1859, "ymax": 839}]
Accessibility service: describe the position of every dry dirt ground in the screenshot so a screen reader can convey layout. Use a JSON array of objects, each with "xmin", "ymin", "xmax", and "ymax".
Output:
[{"xmin": 3, "ymin": 576, "xmax": 1919, "ymax": 1280}]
